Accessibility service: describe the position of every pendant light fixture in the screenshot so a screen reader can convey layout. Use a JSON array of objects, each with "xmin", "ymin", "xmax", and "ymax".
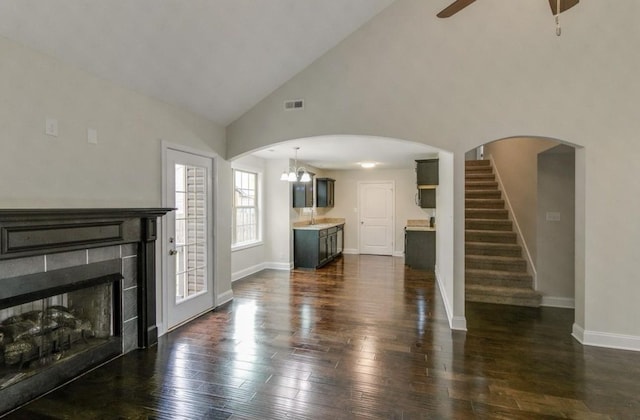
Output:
[{"xmin": 280, "ymin": 147, "xmax": 311, "ymax": 182}]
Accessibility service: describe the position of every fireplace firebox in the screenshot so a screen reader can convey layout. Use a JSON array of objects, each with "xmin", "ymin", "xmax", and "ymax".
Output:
[{"xmin": 0, "ymin": 208, "xmax": 171, "ymax": 415}]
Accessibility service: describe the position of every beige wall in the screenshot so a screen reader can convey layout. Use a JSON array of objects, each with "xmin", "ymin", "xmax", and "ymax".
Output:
[
  {"xmin": 483, "ymin": 137, "xmax": 558, "ymax": 264},
  {"xmin": 324, "ymin": 167, "xmax": 432, "ymax": 255},
  {"xmin": 537, "ymin": 146, "xmax": 575, "ymax": 306},
  {"xmin": 227, "ymin": 0, "xmax": 640, "ymax": 346},
  {"xmin": 0, "ymin": 36, "xmax": 232, "ymax": 333}
]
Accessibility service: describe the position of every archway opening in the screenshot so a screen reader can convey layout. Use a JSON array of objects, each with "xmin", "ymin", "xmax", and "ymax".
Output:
[{"xmin": 463, "ymin": 136, "xmax": 585, "ymax": 340}]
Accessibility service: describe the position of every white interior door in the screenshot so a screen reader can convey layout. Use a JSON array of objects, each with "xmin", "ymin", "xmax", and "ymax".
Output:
[
  {"xmin": 165, "ymin": 148, "xmax": 215, "ymax": 330},
  {"xmin": 358, "ymin": 181, "xmax": 394, "ymax": 255}
]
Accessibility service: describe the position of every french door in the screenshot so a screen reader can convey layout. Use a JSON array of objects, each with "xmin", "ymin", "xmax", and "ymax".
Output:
[{"xmin": 165, "ymin": 147, "xmax": 215, "ymax": 330}]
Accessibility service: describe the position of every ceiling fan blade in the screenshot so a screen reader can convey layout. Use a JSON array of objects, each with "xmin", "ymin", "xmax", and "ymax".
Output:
[
  {"xmin": 437, "ymin": 0, "xmax": 477, "ymax": 18},
  {"xmin": 548, "ymin": 0, "xmax": 579, "ymax": 15}
]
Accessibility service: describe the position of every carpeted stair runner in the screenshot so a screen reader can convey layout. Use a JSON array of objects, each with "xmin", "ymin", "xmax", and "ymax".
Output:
[{"xmin": 465, "ymin": 159, "xmax": 541, "ymax": 307}]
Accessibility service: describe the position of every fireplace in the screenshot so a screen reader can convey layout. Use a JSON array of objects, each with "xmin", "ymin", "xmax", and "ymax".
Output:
[{"xmin": 0, "ymin": 208, "xmax": 171, "ymax": 415}]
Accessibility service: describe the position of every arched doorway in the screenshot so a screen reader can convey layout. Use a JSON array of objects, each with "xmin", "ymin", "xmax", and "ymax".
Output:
[{"xmin": 463, "ymin": 136, "xmax": 585, "ymax": 340}]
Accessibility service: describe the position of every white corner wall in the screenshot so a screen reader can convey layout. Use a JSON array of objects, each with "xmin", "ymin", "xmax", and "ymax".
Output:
[{"xmin": 537, "ymin": 146, "xmax": 575, "ymax": 308}]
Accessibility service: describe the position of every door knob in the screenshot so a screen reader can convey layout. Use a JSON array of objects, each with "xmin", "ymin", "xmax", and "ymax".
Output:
[{"xmin": 169, "ymin": 249, "xmax": 178, "ymax": 256}]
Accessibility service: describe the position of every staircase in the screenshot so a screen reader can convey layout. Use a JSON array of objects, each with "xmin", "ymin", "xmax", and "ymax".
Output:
[{"xmin": 465, "ymin": 160, "xmax": 541, "ymax": 307}]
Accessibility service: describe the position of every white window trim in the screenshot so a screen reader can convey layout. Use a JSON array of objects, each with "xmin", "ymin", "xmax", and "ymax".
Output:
[{"xmin": 231, "ymin": 164, "xmax": 263, "ymax": 250}]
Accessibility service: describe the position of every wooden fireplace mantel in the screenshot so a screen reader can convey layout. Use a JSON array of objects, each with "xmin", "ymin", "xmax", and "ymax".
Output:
[{"xmin": 0, "ymin": 207, "xmax": 173, "ymax": 348}]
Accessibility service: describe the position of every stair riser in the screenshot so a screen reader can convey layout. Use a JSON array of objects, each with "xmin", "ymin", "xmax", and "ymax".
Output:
[
  {"xmin": 466, "ymin": 210, "xmax": 509, "ymax": 219},
  {"xmin": 466, "ymin": 182, "xmax": 499, "ymax": 190},
  {"xmin": 466, "ymin": 220, "xmax": 512, "ymax": 231},
  {"xmin": 465, "ymin": 174, "xmax": 495, "ymax": 181},
  {"xmin": 466, "ymin": 258, "xmax": 527, "ymax": 272},
  {"xmin": 466, "ymin": 200, "xmax": 505, "ymax": 209},
  {"xmin": 466, "ymin": 191, "xmax": 502, "ymax": 199},
  {"xmin": 465, "ymin": 293, "xmax": 541, "ymax": 307},
  {"xmin": 465, "ymin": 160, "xmax": 491, "ymax": 167},
  {"xmin": 466, "ymin": 231, "xmax": 517, "ymax": 244},
  {"xmin": 466, "ymin": 274, "xmax": 532, "ymax": 288},
  {"xmin": 466, "ymin": 245, "xmax": 522, "ymax": 257}
]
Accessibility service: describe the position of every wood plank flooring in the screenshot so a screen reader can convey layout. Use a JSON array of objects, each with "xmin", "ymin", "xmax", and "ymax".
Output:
[{"xmin": 6, "ymin": 254, "xmax": 640, "ymax": 419}]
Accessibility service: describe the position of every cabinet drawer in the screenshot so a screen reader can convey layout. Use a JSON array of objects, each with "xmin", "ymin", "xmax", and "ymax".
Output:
[
  {"xmin": 328, "ymin": 227, "xmax": 338, "ymax": 235},
  {"xmin": 319, "ymin": 229, "xmax": 328, "ymax": 237}
]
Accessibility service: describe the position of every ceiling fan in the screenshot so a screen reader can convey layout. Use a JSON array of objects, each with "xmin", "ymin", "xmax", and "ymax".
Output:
[{"xmin": 437, "ymin": 0, "xmax": 579, "ymax": 19}]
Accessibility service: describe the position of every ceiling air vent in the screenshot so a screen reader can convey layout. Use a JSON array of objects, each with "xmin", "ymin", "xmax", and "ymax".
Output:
[{"xmin": 284, "ymin": 99, "xmax": 304, "ymax": 111}]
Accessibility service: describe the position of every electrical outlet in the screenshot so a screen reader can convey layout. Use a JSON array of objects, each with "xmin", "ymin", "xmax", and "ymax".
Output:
[{"xmin": 45, "ymin": 118, "xmax": 58, "ymax": 137}]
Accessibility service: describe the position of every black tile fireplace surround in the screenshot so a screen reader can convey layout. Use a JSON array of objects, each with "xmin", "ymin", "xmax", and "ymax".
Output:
[{"xmin": 0, "ymin": 208, "xmax": 171, "ymax": 415}]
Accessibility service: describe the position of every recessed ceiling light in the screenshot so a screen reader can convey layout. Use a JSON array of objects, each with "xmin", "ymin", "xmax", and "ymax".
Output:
[{"xmin": 360, "ymin": 162, "xmax": 376, "ymax": 169}]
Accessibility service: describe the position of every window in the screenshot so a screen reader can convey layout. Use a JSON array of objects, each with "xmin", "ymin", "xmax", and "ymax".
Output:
[{"xmin": 233, "ymin": 169, "xmax": 259, "ymax": 246}]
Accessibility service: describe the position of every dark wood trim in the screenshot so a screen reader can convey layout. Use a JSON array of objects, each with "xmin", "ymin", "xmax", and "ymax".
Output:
[
  {"xmin": 0, "ymin": 208, "xmax": 172, "ymax": 348},
  {"xmin": 139, "ymin": 218, "xmax": 159, "ymax": 348}
]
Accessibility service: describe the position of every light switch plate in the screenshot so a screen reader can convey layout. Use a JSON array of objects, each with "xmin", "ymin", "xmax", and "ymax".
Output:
[
  {"xmin": 45, "ymin": 118, "xmax": 58, "ymax": 137},
  {"xmin": 546, "ymin": 211, "xmax": 561, "ymax": 222},
  {"xmin": 88, "ymin": 128, "xmax": 98, "ymax": 144}
]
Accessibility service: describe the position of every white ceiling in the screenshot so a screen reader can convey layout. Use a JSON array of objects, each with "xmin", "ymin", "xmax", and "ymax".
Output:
[
  {"xmin": 0, "ymin": 0, "xmax": 446, "ymax": 170},
  {"xmin": 251, "ymin": 136, "xmax": 440, "ymax": 170}
]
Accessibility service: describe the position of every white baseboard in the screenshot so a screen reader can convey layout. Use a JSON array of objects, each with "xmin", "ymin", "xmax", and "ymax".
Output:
[
  {"xmin": 573, "ymin": 323, "xmax": 640, "ymax": 352},
  {"xmin": 392, "ymin": 251, "xmax": 405, "ymax": 258},
  {"xmin": 435, "ymin": 265, "xmax": 467, "ymax": 331},
  {"xmin": 232, "ymin": 261, "xmax": 292, "ymax": 283},
  {"xmin": 451, "ymin": 316, "xmax": 467, "ymax": 331},
  {"xmin": 265, "ymin": 261, "xmax": 293, "ymax": 271},
  {"xmin": 216, "ymin": 290, "xmax": 233, "ymax": 306},
  {"xmin": 231, "ymin": 263, "xmax": 266, "ymax": 282},
  {"xmin": 343, "ymin": 248, "xmax": 359, "ymax": 255},
  {"xmin": 541, "ymin": 296, "xmax": 575, "ymax": 309}
]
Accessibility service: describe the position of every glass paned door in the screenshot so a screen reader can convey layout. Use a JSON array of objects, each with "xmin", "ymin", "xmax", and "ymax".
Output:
[
  {"xmin": 166, "ymin": 149, "xmax": 214, "ymax": 329},
  {"xmin": 175, "ymin": 164, "xmax": 207, "ymax": 302}
]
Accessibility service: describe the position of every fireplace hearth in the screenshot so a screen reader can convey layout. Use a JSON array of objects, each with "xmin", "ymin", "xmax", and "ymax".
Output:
[{"xmin": 0, "ymin": 208, "xmax": 171, "ymax": 415}]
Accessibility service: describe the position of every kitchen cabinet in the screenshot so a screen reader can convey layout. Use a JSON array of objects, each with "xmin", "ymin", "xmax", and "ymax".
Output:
[
  {"xmin": 416, "ymin": 159, "xmax": 439, "ymax": 186},
  {"xmin": 416, "ymin": 159, "xmax": 438, "ymax": 209},
  {"xmin": 316, "ymin": 178, "xmax": 335, "ymax": 208},
  {"xmin": 292, "ymin": 176, "xmax": 314, "ymax": 208},
  {"xmin": 404, "ymin": 229, "xmax": 435, "ymax": 270},
  {"xmin": 294, "ymin": 224, "xmax": 344, "ymax": 268}
]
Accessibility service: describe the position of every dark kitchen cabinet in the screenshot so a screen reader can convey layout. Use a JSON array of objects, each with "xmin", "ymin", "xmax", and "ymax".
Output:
[
  {"xmin": 294, "ymin": 224, "xmax": 344, "ymax": 269},
  {"xmin": 316, "ymin": 178, "xmax": 335, "ymax": 208},
  {"xmin": 292, "ymin": 178, "xmax": 314, "ymax": 208},
  {"xmin": 417, "ymin": 188, "xmax": 436, "ymax": 208},
  {"xmin": 416, "ymin": 159, "xmax": 438, "ymax": 209},
  {"xmin": 416, "ymin": 159, "xmax": 439, "ymax": 186},
  {"xmin": 404, "ymin": 229, "xmax": 435, "ymax": 270}
]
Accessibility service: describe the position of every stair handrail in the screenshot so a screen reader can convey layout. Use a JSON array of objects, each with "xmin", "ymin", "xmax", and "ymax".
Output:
[{"xmin": 488, "ymin": 156, "xmax": 538, "ymax": 289}]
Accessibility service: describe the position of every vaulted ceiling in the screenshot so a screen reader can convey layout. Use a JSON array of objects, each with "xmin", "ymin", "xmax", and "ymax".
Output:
[{"xmin": 0, "ymin": 0, "xmax": 395, "ymax": 127}]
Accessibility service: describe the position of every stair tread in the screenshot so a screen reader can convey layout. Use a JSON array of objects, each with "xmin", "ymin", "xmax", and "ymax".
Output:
[
  {"xmin": 466, "ymin": 229, "xmax": 515, "ymax": 234},
  {"xmin": 466, "ymin": 218, "xmax": 512, "ymax": 223},
  {"xmin": 466, "ymin": 241, "xmax": 521, "ymax": 248},
  {"xmin": 466, "ymin": 268, "xmax": 532, "ymax": 278},
  {"xmin": 466, "ymin": 284, "xmax": 541, "ymax": 297},
  {"xmin": 466, "ymin": 255, "xmax": 525, "ymax": 262}
]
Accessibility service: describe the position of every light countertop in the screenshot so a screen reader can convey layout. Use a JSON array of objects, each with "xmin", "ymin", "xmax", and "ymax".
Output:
[
  {"xmin": 293, "ymin": 218, "xmax": 345, "ymax": 231},
  {"xmin": 405, "ymin": 219, "xmax": 435, "ymax": 231}
]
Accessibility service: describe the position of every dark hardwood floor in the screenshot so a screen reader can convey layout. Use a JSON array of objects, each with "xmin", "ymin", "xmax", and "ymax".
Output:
[{"xmin": 6, "ymin": 255, "xmax": 640, "ymax": 419}]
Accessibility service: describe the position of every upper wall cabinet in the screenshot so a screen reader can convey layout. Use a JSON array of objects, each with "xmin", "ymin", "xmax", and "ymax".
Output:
[
  {"xmin": 416, "ymin": 159, "xmax": 439, "ymax": 187},
  {"xmin": 293, "ymin": 174, "xmax": 315, "ymax": 208},
  {"xmin": 316, "ymin": 178, "xmax": 335, "ymax": 208},
  {"xmin": 416, "ymin": 159, "xmax": 438, "ymax": 209}
]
